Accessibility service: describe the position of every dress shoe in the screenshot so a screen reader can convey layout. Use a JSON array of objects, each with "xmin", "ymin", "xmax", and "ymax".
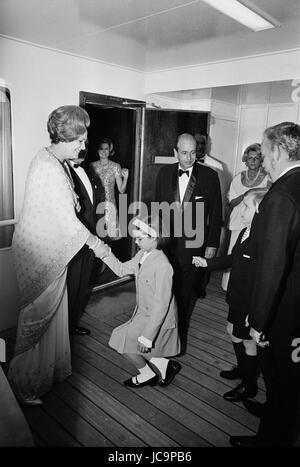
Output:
[
  {"xmin": 223, "ymin": 383, "xmax": 257, "ymax": 402},
  {"xmin": 243, "ymin": 399, "xmax": 265, "ymax": 418},
  {"xmin": 123, "ymin": 374, "xmax": 159, "ymax": 388},
  {"xmin": 19, "ymin": 398, "xmax": 43, "ymax": 407},
  {"xmin": 230, "ymin": 435, "xmax": 258, "ymax": 447},
  {"xmin": 220, "ymin": 366, "xmax": 242, "ymax": 380},
  {"xmin": 158, "ymin": 360, "xmax": 182, "ymax": 387},
  {"xmin": 74, "ymin": 326, "xmax": 91, "ymax": 336}
]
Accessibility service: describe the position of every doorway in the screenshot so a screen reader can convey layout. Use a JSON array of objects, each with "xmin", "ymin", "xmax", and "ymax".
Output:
[{"xmin": 80, "ymin": 91, "xmax": 145, "ymax": 291}]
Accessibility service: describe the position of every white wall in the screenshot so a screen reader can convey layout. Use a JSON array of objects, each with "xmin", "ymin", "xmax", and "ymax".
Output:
[
  {"xmin": 145, "ymin": 48, "xmax": 300, "ymax": 94},
  {"xmin": 235, "ymin": 80, "xmax": 300, "ymax": 174},
  {"xmin": 0, "ymin": 36, "xmax": 144, "ymax": 331},
  {"xmin": 0, "ymin": 37, "xmax": 144, "ymax": 216},
  {"xmin": 209, "ymin": 96, "xmax": 239, "ymax": 211}
]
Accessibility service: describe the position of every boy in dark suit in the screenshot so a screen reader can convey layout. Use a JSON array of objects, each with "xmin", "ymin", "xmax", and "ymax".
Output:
[{"xmin": 193, "ymin": 188, "xmax": 268, "ymax": 402}]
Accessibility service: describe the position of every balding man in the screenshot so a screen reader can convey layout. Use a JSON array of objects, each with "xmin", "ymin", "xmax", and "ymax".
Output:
[{"xmin": 155, "ymin": 133, "xmax": 222, "ymax": 346}]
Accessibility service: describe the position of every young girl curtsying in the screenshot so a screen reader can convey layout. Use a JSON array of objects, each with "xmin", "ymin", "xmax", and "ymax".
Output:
[{"xmin": 102, "ymin": 215, "xmax": 181, "ymax": 388}]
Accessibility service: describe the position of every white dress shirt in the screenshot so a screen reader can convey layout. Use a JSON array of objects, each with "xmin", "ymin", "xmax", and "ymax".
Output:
[
  {"xmin": 68, "ymin": 160, "xmax": 94, "ymax": 203},
  {"xmin": 178, "ymin": 166, "xmax": 191, "ymax": 203}
]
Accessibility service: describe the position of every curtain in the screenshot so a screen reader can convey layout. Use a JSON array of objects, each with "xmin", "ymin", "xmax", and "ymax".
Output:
[{"xmin": 0, "ymin": 87, "xmax": 14, "ymax": 248}]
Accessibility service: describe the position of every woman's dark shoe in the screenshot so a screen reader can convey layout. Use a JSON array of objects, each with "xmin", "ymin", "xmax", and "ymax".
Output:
[
  {"xmin": 220, "ymin": 366, "xmax": 242, "ymax": 380},
  {"xmin": 158, "ymin": 360, "xmax": 182, "ymax": 387},
  {"xmin": 243, "ymin": 399, "xmax": 265, "ymax": 417},
  {"xmin": 123, "ymin": 374, "xmax": 159, "ymax": 388},
  {"xmin": 223, "ymin": 383, "xmax": 257, "ymax": 402}
]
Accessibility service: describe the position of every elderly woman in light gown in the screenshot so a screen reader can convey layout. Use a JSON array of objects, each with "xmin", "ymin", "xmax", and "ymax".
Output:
[
  {"xmin": 222, "ymin": 143, "xmax": 271, "ymax": 290},
  {"xmin": 8, "ymin": 105, "xmax": 108, "ymax": 406},
  {"xmin": 89, "ymin": 138, "xmax": 128, "ymax": 241}
]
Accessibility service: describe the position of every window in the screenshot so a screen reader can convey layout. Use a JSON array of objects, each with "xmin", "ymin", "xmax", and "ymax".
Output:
[{"xmin": 0, "ymin": 87, "xmax": 14, "ymax": 248}]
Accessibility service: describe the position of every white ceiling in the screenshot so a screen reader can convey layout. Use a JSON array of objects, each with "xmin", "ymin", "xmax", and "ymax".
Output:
[{"xmin": 0, "ymin": 0, "xmax": 300, "ymax": 71}]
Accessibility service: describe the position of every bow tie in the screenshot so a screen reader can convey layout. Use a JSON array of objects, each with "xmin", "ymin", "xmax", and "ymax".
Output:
[{"xmin": 178, "ymin": 169, "xmax": 189, "ymax": 177}]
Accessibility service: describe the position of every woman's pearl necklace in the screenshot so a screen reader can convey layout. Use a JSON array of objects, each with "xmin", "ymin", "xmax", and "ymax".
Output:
[{"xmin": 245, "ymin": 168, "xmax": 261, "ymax": 186}]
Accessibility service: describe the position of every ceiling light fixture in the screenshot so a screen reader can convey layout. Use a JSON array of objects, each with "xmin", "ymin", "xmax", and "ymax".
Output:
[{"xmin": 201, "ymin": 0, "xmax": 280, "ymax": 31}]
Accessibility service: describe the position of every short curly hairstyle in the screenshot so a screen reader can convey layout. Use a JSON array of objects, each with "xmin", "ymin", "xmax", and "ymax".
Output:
[
  {"xmin": 242, "ymin": 143, "xmax": 262, "ymax": 163},
  {"xmin": 47, "ymin": 105, "xmax": 90, "ymax": 143},
  {"xmin": 263, "ymin": 122, "xmax": 300, "ymax": 161}
]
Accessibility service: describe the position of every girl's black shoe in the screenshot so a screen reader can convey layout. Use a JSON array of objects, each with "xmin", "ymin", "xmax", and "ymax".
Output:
[{"xmin": 123, "ymin": 375, "xmax": 159, "ymax": 387}]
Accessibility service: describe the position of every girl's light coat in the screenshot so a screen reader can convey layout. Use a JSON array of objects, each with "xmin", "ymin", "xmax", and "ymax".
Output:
[{"xmin": 103, "ymin": 249, "xmax": 180, "ymax": 356}]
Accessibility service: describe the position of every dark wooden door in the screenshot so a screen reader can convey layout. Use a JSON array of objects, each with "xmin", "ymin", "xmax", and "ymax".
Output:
[{"xmin": 140, "ymin": 108, "xmax": 209, "ymax": 205}]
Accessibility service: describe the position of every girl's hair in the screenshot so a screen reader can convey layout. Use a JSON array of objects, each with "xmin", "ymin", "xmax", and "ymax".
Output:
[
  {"xmin": 97, "ymin": 138, "xmax": 115, "ymax": 157},
  {"xmin": 47, "ymin": 105, "xmax": 90, "ymax": 143},
  {"xmin": 244, "ymin": 187, "xmax": 268, "ymax": 206},
  {"xmin": 263, "ymin": 122, "xmax": 300, "ymax": 161},
  {"xmin": 136, "ymin": 215, "xmax": 169, "ymax": 250},
  {"xmin": 242, "ymin": 143, "xmax": 262, "ymax": 163}
]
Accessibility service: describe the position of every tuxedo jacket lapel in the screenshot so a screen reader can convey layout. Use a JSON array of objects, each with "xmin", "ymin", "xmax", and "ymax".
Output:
[
  {"xmin": 69, "ymin": 164, "xmax": 95, "ymax": 208},
  {"xmin": 171, "ymin": 164, "xmax": 180, "ymax": 204},
  {"xmin": 182, "ymin": 163, "xmax": 198, "ymax": 207}
]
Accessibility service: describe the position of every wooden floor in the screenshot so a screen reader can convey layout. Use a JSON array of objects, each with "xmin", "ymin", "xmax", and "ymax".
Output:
[{"xmin": 12, "ymin": 273, "xmax": 300, "ymax": 447}]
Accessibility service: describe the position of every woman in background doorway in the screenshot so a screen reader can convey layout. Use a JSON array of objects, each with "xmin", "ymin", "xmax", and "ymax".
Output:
[
  {"xmin": 89, "ymin": 138, "xmax": 128, "ymax": 241},
  {"xmin": 222, "ymin": 143, "xmax": 271, "ymax": 290}
]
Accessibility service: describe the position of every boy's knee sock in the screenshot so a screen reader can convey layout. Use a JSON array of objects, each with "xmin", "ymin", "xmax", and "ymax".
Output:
[
  {"xmin": 232, "ymin": 341, "xmax": 245, "ymax": 375},
  {"xmin": 150, "ymin": 357, "xmax": 169, "ymax": 379},
  {"xmin": 243, "ymin": 354, "xmax": 259, "ymax": 393}
]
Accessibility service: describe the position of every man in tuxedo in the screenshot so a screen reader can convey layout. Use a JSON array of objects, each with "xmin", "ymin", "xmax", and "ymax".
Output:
[
  {"xmin": 230, "ymin": 122, "xmax": 300, "ymax": 447},
  {"xmin": 194, "ymin": 132, "xmax": 226, "ymax": 298},
  {"xmin": 66, "ymin": 157, "xmax": 97, "ymax": 336},
  {"xmin": 155, "ymin": 133, "xmax": 222, "ymax": 345}
]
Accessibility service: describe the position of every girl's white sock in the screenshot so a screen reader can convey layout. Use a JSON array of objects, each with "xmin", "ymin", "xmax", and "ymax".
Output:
[
  {"xmin": 135, "ymin": 364, "xmax": 156, "ymax": 383},
  {"xmin": 150, "ymin": 357, "xmax": 169, "ymax": 379}
]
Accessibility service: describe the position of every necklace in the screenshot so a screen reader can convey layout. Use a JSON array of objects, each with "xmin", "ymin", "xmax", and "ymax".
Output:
[{"xmin": 245, "ymin": 168, "xmax": 261, "ymax": 187}]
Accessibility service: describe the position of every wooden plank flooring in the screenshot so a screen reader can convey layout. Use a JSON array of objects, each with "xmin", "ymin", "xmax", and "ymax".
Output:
[{"xmin": 9, "ymin": 273, "xmax": 300, "ymax": 447}]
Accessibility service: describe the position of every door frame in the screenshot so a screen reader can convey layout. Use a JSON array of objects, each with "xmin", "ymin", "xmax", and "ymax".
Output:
[{"xmin": 79, "ymin": 91, "xmax": 145, "ymax": 292}]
